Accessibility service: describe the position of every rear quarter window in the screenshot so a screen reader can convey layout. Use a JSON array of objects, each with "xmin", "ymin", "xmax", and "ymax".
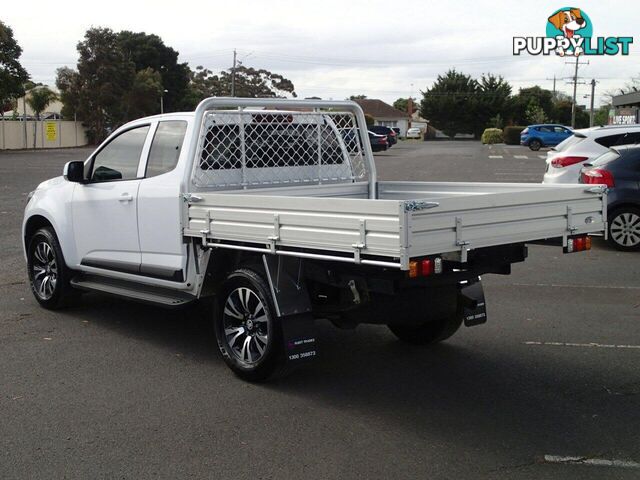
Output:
[{"xmin": 555, "ymin": 134, "xmax": 585, "ymax": 152}]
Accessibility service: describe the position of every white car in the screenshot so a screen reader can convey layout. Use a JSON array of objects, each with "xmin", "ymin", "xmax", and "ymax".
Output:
[
  {"xmin": 406, "ymin": 127, "xmax": 422, "ymax": 139},
  {"xmin": 543, "ymin": 125, "xmax": 640, "ymax": 184}
]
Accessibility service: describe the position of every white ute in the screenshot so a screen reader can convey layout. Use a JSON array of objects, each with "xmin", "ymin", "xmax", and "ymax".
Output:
[{"xmin": 23, "ymin": 98, "xmax": 607, "ymax": 381}]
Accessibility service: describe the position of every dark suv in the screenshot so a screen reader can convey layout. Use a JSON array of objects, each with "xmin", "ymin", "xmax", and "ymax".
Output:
[
  {"xmin": 369, "ymin": 125, "xmax": 397, "ymax": 146},
  {"xmin": 580, "ymin": 144, "xmax": 640, "ymax": 251}
]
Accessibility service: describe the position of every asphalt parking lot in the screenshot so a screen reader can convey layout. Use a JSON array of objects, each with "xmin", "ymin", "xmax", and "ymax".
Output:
[{"xmin": 1, "ymin": 141, "xmax": 639, "ymax": 479}]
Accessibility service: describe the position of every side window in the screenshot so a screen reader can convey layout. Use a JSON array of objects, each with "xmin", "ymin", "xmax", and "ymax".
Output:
[
  {"xmin": 146, "ymin": 121, "xmax": 188, "ymax": 178},
  {"xmin": 617, "ymin": 132, "xmax": 640, "ymax": 146},
  {"xmin": 554, "ymin": 126, "xmax": 567, "ymax": 133},
  {"xmin": 539, "ymin": 126, "xmax": 552, "ymax": 133},
  {"xmin": 595, "ymin": 134, "xmax": 624, "ymax": 148},
  {"xmin": 91, "ymin": 126, "xmax": 150, "ymax": 182}
]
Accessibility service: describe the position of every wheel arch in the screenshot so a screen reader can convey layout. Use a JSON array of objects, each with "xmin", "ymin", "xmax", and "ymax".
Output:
[
  {"xmin": 608, "ymin": 201, "xmax": 640, "ymax": 215},
  {"xmin": 24, "ymin": 214, "xmax": 55, "ymax": 252}
]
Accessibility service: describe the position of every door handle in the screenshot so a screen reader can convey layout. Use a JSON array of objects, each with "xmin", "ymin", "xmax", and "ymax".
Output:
[{"xmin": 118, "ymin": 193, "xmax": 133, "ymax": 203}]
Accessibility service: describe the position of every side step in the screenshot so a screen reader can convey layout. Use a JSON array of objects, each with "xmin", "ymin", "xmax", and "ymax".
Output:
[{"xmin": 70, "ymin": 274, "xmax": 196, "ymax": 308}]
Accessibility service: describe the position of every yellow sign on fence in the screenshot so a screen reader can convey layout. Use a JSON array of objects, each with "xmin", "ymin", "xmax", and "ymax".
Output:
[{"xmin": 45, "ymin": 122, "xmax": 57, "ymax": 142}]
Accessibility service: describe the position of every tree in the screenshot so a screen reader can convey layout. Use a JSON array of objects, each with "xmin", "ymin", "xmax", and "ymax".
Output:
[
  {"xmin": 509, "ymin": 86, "xmax": 554, "ymax": 125},
  {"xmin": 393, "ymin": 97, "xmax": 417, "ymax": 113},
  {"xmin": 26, "ymin": 86, "xmax": 57, "ymax": 120},
  {"xmin": 555, "ymin": 102, "xmax": 589, "ymax": 128},
  {"xmin": 475, "ymin": 74, "xmax": 512, "ymax": 135},
  {"xmin": 219, "ymin": 66, "xmax": 296, "ymax": 98},
  {"xmin": 25, "ymin": 86, "xmax": 58, "ymax": 148},
  {"xmin": 593, "ymin": 106, "xmax": 610, "ymax": 126},
  {"xmin": 419, "ymin": 69, "xmax": 479, "ymax": 138},
  {"xmin": 525, "ymin": 103, "xmax": 548, "ymax": 124},
  {"xmin": 182, "ymin": 65, "xmax": 297, "ymax": 109},
  {"xmin": 349, "ymin": 94, "xmax": 367, "ymax": 100},
  {"xmin": 116, "ymin": 31, "xmax": 190, "ymax": 112},
  {"xmin": 77, "ymin": 28, "xmax": 135, "ymax": 142},
  {"xmin": 0, "ymin": 21, "xmax": 30, "ymax": 117},
  {"xmin": 55, "ymin": 66, "xmax": 81, "ymax": 119},
  {"xmin": 124, "ymin": 68, "xmax": 163, "ymax": 119},
  {"xmin": 181, "ymin": 66, "xmax": 226, "ymax": 109}
]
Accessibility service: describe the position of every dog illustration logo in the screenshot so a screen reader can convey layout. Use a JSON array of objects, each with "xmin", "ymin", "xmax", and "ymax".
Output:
[
  {"xmin": 548, "ymin": 8, "xmax": 586, "ymax": 39},
  {"xmin": 546, "ymin": 7, "xmax": 592, "ymax": 56}
]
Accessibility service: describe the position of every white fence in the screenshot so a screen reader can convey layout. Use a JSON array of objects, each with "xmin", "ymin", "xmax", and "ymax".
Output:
[{"xmin": 0, "ymin": 119, "xmax": 88, "ymax": 150}]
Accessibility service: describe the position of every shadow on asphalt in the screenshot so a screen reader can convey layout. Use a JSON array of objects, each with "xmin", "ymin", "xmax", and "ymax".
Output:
[{"xmin": 52, "ymin": 290, "xmax": 638, "ymax": 466}]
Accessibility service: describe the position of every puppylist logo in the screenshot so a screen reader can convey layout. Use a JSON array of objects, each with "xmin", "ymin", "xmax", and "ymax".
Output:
[{"xmin": 513, "ymin": 7, "xmax": 633, "ymax": 56}]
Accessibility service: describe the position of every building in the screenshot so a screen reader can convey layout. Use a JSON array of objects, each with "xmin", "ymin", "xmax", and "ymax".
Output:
[
  {"xmin": 2, "ymin": 88, "xmax": 64, "ymax": 119},
  {"xmin": 611, "ymin": 92, "xmax": 640, "ymax": 125},
  {"xmin": 353, "ymin": 99, "xmax": 410, "ymax": 136}
]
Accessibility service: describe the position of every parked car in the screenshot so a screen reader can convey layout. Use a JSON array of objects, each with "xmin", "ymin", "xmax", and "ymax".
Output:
[
  {"xmin": 521, "ymin": 124, "xmax": 573, "ymax": 151},
  {"xmin": 543, "ymin": 125, "xmax": 640, "ymax": 184},
  {"xmin": 369, "ymin": 125, "xmax": 397, "ymax": 146},
  {"xmin": 22, "ymin": 98, "xmax": 605, "ymax": 382},
  {"xmin": 406, "ymin": 127, "xmax": 422, "ymax": 139},
  {"xmin": 368, "ymin": 130, "xmax": 388, "ymax": 152},
  {"xmin": 580, "ymin": 145, "xmax": 640, "ymax": 251}
]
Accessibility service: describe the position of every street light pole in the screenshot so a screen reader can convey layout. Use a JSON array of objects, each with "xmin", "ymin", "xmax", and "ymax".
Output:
[
  {"xmin": 589, "ymin": 79, "xmax": 596, "ymax": 127},
  {"xmin": 160, "ymin": 89, "xmax": 168, "ymax": 114},
  {"xmin": 231, "ymin": 49, "xmax": 237, "ymax": 97}
]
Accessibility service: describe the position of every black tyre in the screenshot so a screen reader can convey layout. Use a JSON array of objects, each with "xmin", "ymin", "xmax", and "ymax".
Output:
[
  {"xmin": 388, "ymin": 315, "xmax": 463, "ymax": 346},
  {"xmin": 27, "ymin": 227, "xmax": 77, "ymax": 309},
  {"xmin": 607, "ymin": 207, "xmax": 640, "ymax": 252},
  {"xmin": 214, "ymin": 268, "xmax": 285, "ymax": 382},
  {"xmin": 528, "ymin": 139, "xmax": 542, "ymax": 151}
]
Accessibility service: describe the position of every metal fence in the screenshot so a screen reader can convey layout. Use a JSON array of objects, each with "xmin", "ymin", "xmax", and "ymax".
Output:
[
  {"xmin": 0, "ymin": 119, "xmax": 88, "ymax": 150},
  {"xmin": 192, "ymin": 110, "xmax": 369, "ymax": 189}
]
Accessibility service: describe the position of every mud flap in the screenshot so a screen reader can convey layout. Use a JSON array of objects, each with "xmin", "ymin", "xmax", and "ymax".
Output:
[
  {"xmin": 262, "ymin": 255, "xmax": 316, "ymax": 365},
  {"xmin": 281, "ymin": 313, "xmax": 317, "ymax": 365},
  {"xmin": 459, "ymin": 279, "xmax": 487, "ymax": 327}
]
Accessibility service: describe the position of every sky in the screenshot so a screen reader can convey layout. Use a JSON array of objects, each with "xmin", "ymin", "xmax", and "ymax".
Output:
[{"xmin": 3, "ymin": 0, "xmax": 638, "ymax": 108}]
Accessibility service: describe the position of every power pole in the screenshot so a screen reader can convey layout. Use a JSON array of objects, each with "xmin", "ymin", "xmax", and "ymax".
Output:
[
  {"xmin": 589, "ymin": 79, "xmax": 597, "ymax": 127},
  {"xmin": 566, "ymin": 55, "xmax": 589, "ymax": 128},
  {"xmin": 231, "ymin": 49, "xmax": 237, "ymax": 97},
  {"xmin": 546, "ymin": 75, "xmax": 557, "ymax": 98}
]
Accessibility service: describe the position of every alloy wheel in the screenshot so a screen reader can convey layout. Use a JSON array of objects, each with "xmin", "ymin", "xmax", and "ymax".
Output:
[
  {"xmin": 31, "ymin": 241, "xmax": 58, "ymax": 300},
  {"xmin": 610, "ymin": 212, "xmax": 640, "ymax": 248},
  {"xmin": 222, "ymin": 287, "xmax": 270, "ymax": 365}
]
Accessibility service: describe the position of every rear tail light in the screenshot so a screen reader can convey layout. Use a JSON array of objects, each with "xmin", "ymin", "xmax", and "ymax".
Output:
[
  {"xmin": 551, "ymin": 156, "xmax": 588, "ymax": 168},
  {"xmin": 408, "ymin": 257, "xmax": 443, "ymax": 278},
  {"xmin": 581, "ymin": 168, "xmax": 615, "ymax": 188},
  {"xmin": 381, "ymin": 137, "xmax": 388, "ymax": 144},
  {"xmin": 564, "ymin": 235, "xmax": 592, "ymax": 253}
]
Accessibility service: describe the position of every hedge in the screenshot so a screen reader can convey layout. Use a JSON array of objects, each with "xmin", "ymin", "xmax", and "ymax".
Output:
[
  {"xmin": 503, "ymin": 126, "xmax": 526, "ymax": 145},
  {"xmin": 481, "ymin": 128, "xmax": 503, "ymax": 144}
]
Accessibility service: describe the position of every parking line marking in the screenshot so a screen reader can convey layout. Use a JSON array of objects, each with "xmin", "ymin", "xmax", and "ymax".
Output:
[
  {"xmin": 542, "ymin": 455, "xmax": 640, "ymax": 469},
  {"xmin": 525, "ymin": 341, "xmax": 640, "ymax": 349},
  {"xmin": 488, "ymin": 155, "xmax": 503, "ymax": 158},
  {"xmin": 538, "ymin": 155, "xmax": 546, "ymax": 159},
  {"xmin": 514, "ymin": 155, "xmax": 528, "ymax": 159},
  {"xmin": 512, "ymin": 282, "xmax": 640, "ymax": 290}
]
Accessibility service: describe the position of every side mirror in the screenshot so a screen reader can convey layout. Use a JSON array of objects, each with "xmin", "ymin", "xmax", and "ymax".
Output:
[{"xmin": 63, "ymin": 161, "xmax": 86, "ymax": 183}]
